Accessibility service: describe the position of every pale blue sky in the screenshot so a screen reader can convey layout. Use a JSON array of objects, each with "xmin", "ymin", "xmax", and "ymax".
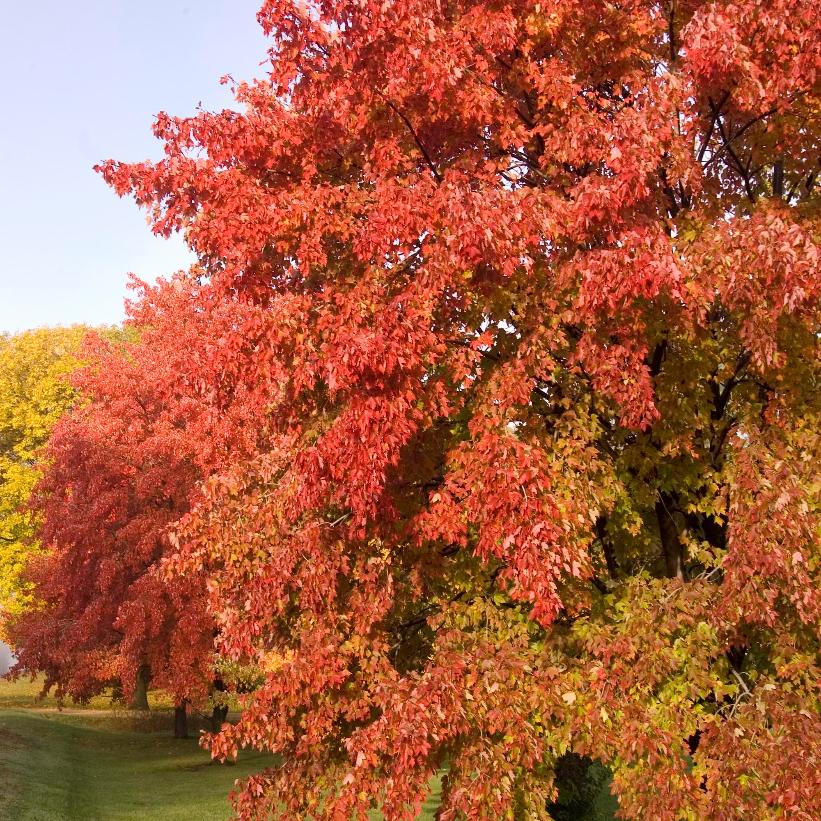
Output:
[{"xmin": 0, "ymin": 1, "xmax": 269, "ymax": 333}]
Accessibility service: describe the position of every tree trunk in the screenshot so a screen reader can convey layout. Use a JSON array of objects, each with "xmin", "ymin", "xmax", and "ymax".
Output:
[
  {"xmin": 656, "ymin": 493, "xmax": 684, "ymax": 580},
  {"xmin": 129, "ymin": 664, "xmax": 150, "ymax": 711},
  {"xmin": 433, "ymin": 772, "xmax": 450, "ymax": 821},
  {"xmin": 174, "ymin": 702, "xmax": 189, "ymax": 739},
  {"xmin": 211, "ymin": 704, "xmax": 229, "ymax": 733},
  {"xmin": 773, "ymin": 158, "xmax": 784, "ymax": 198},
  {"xmin": 595, "ymin": 516, "xmax": 618, "ymax": 579}
]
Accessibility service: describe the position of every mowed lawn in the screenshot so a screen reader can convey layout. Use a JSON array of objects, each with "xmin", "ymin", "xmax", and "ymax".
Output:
[
  {"xmin": 0, "ymin": 677, "xmax": 272, "ymax": 821},
  {"xmin": 0, "ymin": 677, "xmax": 441, "ymax": 821}
]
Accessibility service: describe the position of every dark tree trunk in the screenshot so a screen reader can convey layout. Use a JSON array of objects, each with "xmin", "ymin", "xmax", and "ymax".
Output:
[
  {"xmin": 773, "ymin": 158, "xmax": 784, "ymax": 198},
  {"xmin": 129, "ymin": 664, "xmax": 150, "ymax": 711},
  {"xmin": 702, "ymin": 516, "xmax": 727, "ymax": 552},
  {"xmin": 656, "ymin": 493, "xmax": 684, "ymax": 580},
  {"xmin": 210, "ymin": 704, "xmax": 229, "ymax": 733},
  {"xmin": 174, "ymin": 702, "xmax": 189, "ymax": 739},
  {"xmin": 595, "ymin": 516, "xmax": 618, "ymax": 579},
  {"xmin": 433, "ymin": 773, "xmax": 450, "ymax": 821}
]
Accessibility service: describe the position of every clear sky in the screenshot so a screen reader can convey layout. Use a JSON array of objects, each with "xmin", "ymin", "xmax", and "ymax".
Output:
[{"xmin": 0, "ymin": 1, "xmax": 269, "ymax": 333}]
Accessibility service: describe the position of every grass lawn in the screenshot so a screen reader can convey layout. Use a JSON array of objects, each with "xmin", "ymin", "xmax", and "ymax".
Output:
[
  {"xmin": 0, "ymin": 676, "xmax": 275, "ymax": 821},
  {"xmin": 0, "ymin": 676, "xmax": 440, "ymax": 820},
  {"xmin": 0, "ymin": 709, "xmax": 275, "ymax": 821}
]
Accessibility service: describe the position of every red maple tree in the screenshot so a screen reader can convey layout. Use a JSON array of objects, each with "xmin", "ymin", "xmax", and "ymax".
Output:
[
  {"xmin": 8, "ymin": 276, "xmax": 273, "ymax": 727},
  {"xmin": 91, "ymin": 0, "xmax": 821, "ymax": 816}
]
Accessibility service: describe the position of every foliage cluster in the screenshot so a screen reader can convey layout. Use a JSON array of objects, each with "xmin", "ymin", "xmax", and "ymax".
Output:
[{"xmin": 0, "ymin": 327, "xmax": 91, "ymax": 621}]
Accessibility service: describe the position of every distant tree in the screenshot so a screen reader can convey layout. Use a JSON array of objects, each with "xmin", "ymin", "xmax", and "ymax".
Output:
[
  {"xmin": 93, "ymin": 0, "xmax": 819, "ymax": 817},
  {"xmin": 0, "ymin": 326, "xmax": 91, "ymax": 624},
  {"xmin": 6, "ymin": 287, "xmax": 263, "ymax": 728}
]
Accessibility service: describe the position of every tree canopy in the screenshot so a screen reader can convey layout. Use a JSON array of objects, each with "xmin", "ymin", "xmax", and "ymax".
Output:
[
  {"xmin": 6, "ymin": 300, "xmax": 252, "ymax": 711},
  {"xmin": 0, "ymin": 326, "xmax": 91, "ymax": 622},
  {"xmin": 10, "ymin": 0, "xmax": 820, "ymax": 818}
]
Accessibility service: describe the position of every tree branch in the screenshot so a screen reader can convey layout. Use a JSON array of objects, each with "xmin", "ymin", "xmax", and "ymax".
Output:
[
  {"xmin": 649, "ymin": 338, "xmax": 668, "ymax": 377},
  {"xmin": 708, "ymin": 97, "xmax": 758, "ymax": 202},
  {"xmin": 710, "ymin": 351, "xmax": 751, "ymax": 421},
  {"xmin": 380, "ymin": 95, "xmax": 442, "ymax": 184},
  {"xmin": 697, "ymin": 90, "xmax": 731, "ymax": 163}
]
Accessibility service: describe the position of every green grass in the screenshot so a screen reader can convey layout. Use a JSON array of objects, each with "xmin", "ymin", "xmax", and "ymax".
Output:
[
  {"xmin": 0, "ymin": 675, "xmax": 177, "ymax": 712},
  {"xmin": 0, "ymin": 673, "xmax": 275, "ymax": 820},
  {"xmin": 0, "ymin": 676, "xmax": 439, "ymax": 820},
  {"xmin": 0, "ymin": 675, "xmax": 120, "ymax": 711},
  {"xmin": 0, "ymin": 709, "xmax": 274, "ymax": 821},
  {"xmin": 0, "ymin": 675, "xmax": 270, "ymax": 820}
]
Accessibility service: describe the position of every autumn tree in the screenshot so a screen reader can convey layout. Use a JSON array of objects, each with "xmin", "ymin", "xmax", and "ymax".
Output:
[
  {"xmin": 0, "ymin": 326, "xmax": 91, "ymax": 624},
  {"xmin": 7, "ymin": 286, "xmax": 266, "ymax": 728},
  {"xmin": 98, "ymin": 0, "xmax": 819, "ymax": 817}
]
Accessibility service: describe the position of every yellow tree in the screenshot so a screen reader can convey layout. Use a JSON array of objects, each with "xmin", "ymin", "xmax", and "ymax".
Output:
[{"xmin": 0, "ymin": 327, "xmax": 93, "ymax": 623}]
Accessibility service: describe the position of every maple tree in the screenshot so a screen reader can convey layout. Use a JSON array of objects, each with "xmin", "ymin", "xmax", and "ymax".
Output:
[
  {"xmin": 0, "ymin": 326, "xmax": 92, "ymax": 625},
  {"xmin": 89, "ymin": 0, "xmax": 821, "ymax": 817},
  {"xmin": 6, "ymin": 288, "xmax": 265, "ymax": 726}
]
